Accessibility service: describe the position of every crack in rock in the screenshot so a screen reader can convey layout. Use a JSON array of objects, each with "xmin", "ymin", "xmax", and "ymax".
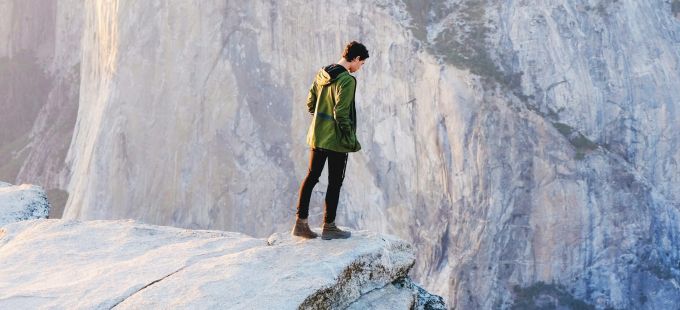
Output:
[{"xmin": 109, "ymin": 266, "xmax": 187, "ymax": 309}]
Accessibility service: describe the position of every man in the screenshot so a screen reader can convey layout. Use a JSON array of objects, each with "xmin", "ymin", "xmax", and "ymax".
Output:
[{"xmin": 292, "ymin": 41, "xmax": 369, "ymax": 240}]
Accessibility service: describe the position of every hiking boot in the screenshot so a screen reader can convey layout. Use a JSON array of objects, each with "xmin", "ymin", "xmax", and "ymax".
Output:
[
  {"xmin": 291, "ymin": 218, "xmax": 318, "ymax": 239},
  {"xmin": 321, "ymin": 222, "xmax": 351, "ymax": 240}
]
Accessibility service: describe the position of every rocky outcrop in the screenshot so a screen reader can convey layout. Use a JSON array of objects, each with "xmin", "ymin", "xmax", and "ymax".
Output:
[
  {"xmin": 0, "ymin": 219, "xmax": 444, "ymax": 309},
  {"xmin": 0, "ymin": 182, "xmax": 49, "ymax": 227}
]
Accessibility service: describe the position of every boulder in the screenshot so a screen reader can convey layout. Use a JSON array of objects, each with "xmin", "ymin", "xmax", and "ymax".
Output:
[{"xmin": 0, "ymin": 182, "xmax": 49, "ymax": 227}]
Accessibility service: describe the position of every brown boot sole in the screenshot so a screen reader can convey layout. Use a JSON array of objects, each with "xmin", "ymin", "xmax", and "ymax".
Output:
[
  {"xmin": 321, "ymin": 233, "xmax": 351, "ymax": 240},
  {"xmin": 292, "ymin": 231, "xmax": 318, "ymax": 239}
]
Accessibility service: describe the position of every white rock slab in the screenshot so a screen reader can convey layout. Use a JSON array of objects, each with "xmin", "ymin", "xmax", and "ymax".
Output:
[
  {"xmin": 0, "ymin": 219, "xmax": 416, "ymax": 309},
  {"xmin": 0, "ymin": 182, "xmax": 49, "ymax": 227}
]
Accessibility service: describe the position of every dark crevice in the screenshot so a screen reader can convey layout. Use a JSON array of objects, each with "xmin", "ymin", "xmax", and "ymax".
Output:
[{"xmin": 109, "ymin": 266, "xmax": 187, "ymax": 309}]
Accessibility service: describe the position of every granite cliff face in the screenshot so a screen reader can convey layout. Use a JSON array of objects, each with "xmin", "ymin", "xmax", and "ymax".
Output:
[
  {"xmin": 0, "ymin": 0, "xmax": 82, "ymax": 217},
  {"xmin": 399, "ymin": 1, "xmax": 680, "ymax": 308},
  {"xmin": 2, "ymin": 0, "xmax": 680, "ymax": 308}
]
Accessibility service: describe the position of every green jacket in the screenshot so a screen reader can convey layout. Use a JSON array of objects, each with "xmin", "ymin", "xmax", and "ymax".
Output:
[{"xmin": 305, "ymin": 64, "xmax": 361, "ymax": 153}]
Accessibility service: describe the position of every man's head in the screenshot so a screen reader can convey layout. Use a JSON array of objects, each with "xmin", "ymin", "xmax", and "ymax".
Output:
[{"xmin": 342, "ymin": 41, "xmax": 369, "ymax": 73}]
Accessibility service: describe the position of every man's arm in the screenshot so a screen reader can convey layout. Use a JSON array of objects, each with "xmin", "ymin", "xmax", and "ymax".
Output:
[
  {"xmin": 333, "ymin": 77, "xmax": 356, "ymax": 135},
  {"xmin": 306, "ymin": 82, "xmax": 317, "ymax": 115}
]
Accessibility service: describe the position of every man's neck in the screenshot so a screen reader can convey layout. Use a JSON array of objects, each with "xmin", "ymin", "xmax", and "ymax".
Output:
[{"xmin": 337, "ymin": 58, "xmax": 351, "ymax": 72}]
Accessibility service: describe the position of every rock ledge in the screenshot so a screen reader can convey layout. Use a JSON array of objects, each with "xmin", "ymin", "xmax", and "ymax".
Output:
[{"xmin": 0, "ymin": 219, "xmax": 445, "ymax": 309}]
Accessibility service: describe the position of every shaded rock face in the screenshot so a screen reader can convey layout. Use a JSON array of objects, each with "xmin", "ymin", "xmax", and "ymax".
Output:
[
  {"xmin": 4, "ymin": 0, "xmax": 680, "ymax": 308},
  {"xmin": 0, "ymin": 219, "xmax": 443, "ymax": 309},
  {"xmin": 0, "ymin": 182, "xmax": 49, "ymax": 227},
  {"xmin": 0, "ymin": 0, "xmax": 82, "ymax": 218},
  {"xmin": 400, "ymin": 1, "xmax": 680, "ymax": 308},
  {"xmin": 347, "ymin": 277, "xmax": 447, "ymax": 310}
]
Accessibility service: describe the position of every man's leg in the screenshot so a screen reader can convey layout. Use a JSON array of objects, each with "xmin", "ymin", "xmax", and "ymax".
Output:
[
  {"xmin": 321, "ymin": 150, "xmax": 350, "ymax": 240},
  {"xmin": 323, "ymin": 150, "xmax": 348, "ymax": 224},
  {"xmin": 296, "ymin": 148, "xmax": 328, "ymax": 219}
]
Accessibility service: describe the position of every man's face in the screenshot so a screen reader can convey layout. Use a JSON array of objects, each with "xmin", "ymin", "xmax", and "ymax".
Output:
[{"xmin": 349, "ymin": 56, "xmax": 365, "ymax": 73}]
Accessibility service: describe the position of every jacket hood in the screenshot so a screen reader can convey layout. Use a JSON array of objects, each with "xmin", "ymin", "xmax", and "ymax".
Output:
[{"xmin": 315, "ymin": 64, "xmax": 348, "ymax": 86}]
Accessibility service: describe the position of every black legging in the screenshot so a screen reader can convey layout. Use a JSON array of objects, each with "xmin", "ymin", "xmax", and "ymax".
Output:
[{"xmin": 296, "ymin": 148, "xmax": 348, "ymax": 223}]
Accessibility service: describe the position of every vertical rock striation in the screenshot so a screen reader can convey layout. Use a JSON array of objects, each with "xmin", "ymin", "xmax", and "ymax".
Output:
[
  {"xmin": 0, "ymin": 0, "xmax": 83, "ymax": 217},
  {"xmin": 399, "ymin": 0, "xmax": 680, "ymax": 308}
]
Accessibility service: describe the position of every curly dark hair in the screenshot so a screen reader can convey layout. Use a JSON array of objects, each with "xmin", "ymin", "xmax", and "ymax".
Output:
[{"xmin": 342, "ymin": 41, "xmax": 369, "ymax": 61}]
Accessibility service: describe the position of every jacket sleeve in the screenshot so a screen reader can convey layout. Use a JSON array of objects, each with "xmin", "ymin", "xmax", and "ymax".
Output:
[
  {"xmin": 306, "ymin": 82, "xmax": 317, "ymax": 115},
  {"xmin": 333, "ymin": 77, "xmax": 356, "ymax": 135}
]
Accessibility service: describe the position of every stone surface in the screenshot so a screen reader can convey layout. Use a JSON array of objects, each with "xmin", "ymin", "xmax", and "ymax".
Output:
[
  {"xmin": 0, "ymin": 0, "xmax": 82, "ymax": 217},
  {"xmin": 346, "ymin": 282, "xmax": 415, "ymax": 310},
  {"xmin": 345, "ymin": 277, "xmax": 448, "ymax": 310},
  {"xmin": 0, "ymin": 182, "xmax": 49, "ymax": 227},
  {"xmin": 0, "ymin": 219, "xmax": 429, "ymax": 309}
]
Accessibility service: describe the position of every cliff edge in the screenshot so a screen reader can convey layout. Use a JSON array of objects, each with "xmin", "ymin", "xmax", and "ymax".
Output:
[{"xmin": 0, "ymin": 218, "xmax": 445, "ymax": 309}]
